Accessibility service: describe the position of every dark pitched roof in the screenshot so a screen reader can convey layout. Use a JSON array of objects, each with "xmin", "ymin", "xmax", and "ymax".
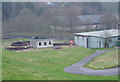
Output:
[
  {"xmin": 77, "ymin": 13, "xmax": 119, "ymax": 25},
  {"xmin": 77, "ymin": 14, "xmax": 103, "ymax": 24}
]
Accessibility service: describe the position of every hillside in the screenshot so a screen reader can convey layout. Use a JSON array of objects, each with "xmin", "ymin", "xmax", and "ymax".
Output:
[
  {"xmin": 2, "ymin": 2, "xmax": 118, "ymax": 38},
  {"xmin": 2, "ymin": 2, "xmax": 118, "ymax": 21}
]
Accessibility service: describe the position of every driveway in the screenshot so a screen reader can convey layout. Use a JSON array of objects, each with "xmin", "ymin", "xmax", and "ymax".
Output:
[{"xmin": 64, "ymin": 50, "xmax": 119, "ymax": 76}]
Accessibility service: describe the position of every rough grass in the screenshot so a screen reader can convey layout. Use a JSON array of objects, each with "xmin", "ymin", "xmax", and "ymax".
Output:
[
  {"xmin": 85, "ymin": 49, "xmax": 119, "ymax": 69},
  {"xmin": 2, "ymin": 39, "xmax": 118, "ymax": 80},
  {"xmin": 93, "ymin": 48, "xmax": 113, "ymax": 50},
  {"xmin": 2, "ymin": 48, "xmax": 119, "ymax": 80}
]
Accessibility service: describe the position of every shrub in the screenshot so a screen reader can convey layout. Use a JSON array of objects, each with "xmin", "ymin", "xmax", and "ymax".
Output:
[{"xmin": 115, "ymin": 41, "xmax": 120, "ymax": 47}]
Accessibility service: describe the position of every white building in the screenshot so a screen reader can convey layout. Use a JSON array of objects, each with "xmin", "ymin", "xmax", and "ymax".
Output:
[
  {"xmin": 74, "ymin": 29, "xmax": 120, "ymax": 48},
  {"xmin": 30, "ymin": 37, "xmax": 53, "ymax": 48}
]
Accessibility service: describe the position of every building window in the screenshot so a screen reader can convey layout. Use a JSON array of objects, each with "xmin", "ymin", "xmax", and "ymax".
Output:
[
  {"xmin": 39, "ymin": 42, "xmax": 41, "ymax": 46},
  {"xmin": 44, "ymin": 42, "xmax": 47, "ymax": 45},
  {"xmin": 49, "ymin": 41, "xmax": 51, "ymax": 45}
]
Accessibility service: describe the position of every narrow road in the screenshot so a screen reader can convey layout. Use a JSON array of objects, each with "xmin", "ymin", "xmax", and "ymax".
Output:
[{"xmin": 64, "ymin": 50, "xmax": 119, "ymax": 76}]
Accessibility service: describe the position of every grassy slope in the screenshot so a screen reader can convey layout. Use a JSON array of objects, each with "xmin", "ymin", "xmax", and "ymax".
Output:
[
  {"xmin": 2, "ymin": 39, "xmax": 118, "ymax": 80},
  {"xmin": 2, "ymin": 48, "xmax": 118, "ymax": 80},
  {"xmin": 85, "ymin": 49, "xmax": 119, "ymax": 69}
]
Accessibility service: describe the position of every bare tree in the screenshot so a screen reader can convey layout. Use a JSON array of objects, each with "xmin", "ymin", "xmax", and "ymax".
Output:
[
  {"xmin": 100, "ymin": 13, "xmax": 118, "ymax": 30},
  {"xmin": 3, "ymin": 8, "xmax": 37, "ymax": 34},
  {"xmin": 64, "ymin": 4, "xmax": 78, "ymax": 33},
  {"xmin": 101, "ymin": 30, "xmax": 112, "ymax": 48},
  {"xmin": 41, "ymin": 9, "xmax": 54, "ymax": 35},
  {"xmin": 50, "ymin": 17, "xmax": 60, "ymax": 35},
  {"xmin": 85, "ymin": 18, "xmax": 93, "ymax": 31}
]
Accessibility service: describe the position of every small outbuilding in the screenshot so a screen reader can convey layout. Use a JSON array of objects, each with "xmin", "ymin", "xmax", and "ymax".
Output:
[
  {"xmin": 30, "ymin": 37, "xmax": 53, "ymax": 48},
  {"xmin": 74, "ymin": 29, "xmax": 120, "ymax": 48}
]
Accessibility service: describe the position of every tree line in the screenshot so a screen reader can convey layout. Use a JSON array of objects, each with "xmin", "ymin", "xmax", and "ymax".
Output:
[{"xmin": 2, "ymin": 2, "xmax": 118, "ymax": 36}]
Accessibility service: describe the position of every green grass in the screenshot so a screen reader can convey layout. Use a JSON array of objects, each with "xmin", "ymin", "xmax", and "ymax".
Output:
[
  {"xmin": 85, "ymin": 49, "xmax": 119, "ymax": 69},
  {"xmin": 93, "ymin": 48, "xmax": 113, "ymax": 50},
  {"xmin": 2, "ymin": 39, "xmax": 118, "ymax": 80}
]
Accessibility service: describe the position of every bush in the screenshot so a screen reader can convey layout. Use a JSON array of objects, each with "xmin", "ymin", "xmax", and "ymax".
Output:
[{"xmin": 115, "ymin": 41, "xmax": 120, "ymax": 47}]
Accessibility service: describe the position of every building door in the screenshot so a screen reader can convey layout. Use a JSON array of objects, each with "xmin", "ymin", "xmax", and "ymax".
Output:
[
  {"xmin": 97, "ymin": 41, "xmax": 101, "ymax": 48},
  {"xmin": 99, "ymin": 41, "xmax": 101, "ymax": 48},
  {"xmin": 86, "ymin": 38, "xmax": 89, "ymax": 48}
]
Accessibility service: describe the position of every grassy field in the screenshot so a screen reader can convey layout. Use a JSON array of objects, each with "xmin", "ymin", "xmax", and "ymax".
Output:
[
  {"xmin": 85, "ymin": 49, "xmax": 119, "ymax": 69},
  {"xmin": 2, "ymin": 39, "xmax": 118, "ymax": 80}
]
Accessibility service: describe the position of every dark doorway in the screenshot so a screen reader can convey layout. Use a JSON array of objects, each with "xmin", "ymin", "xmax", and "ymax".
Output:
[
  {"xmin": 44, "ymin": 42, "xmax": 47, "ymax": 45},
  {"xmin": 99, "ymin": 41, "xmax": 101, "ymax": 48},
  {"xmin": 86, "ymin": 38, "xmax": 89, "ymax": 48},
  {"xmin": 39, "ymin": 42, "xmax": 41, "ymax": 46},
  {"xmin": 49, "ymin": 41, "xmax": 51, "ymax": 45}
]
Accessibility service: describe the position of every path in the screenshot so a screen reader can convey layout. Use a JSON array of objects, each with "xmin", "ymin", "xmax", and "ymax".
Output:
[{"xmin": 64, "ymin": 50, "xmax": 119, "ymax": 76}]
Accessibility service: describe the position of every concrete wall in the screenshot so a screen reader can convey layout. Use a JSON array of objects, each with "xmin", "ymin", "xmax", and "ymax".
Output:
[
  {"xmin": 74, "ymin": 36, "xmax": 84, "ymax": 47},
  {"xmin": 74, "ymin": 36, "xmax": 119, "ymax": 48},
  {"xmin": 88, "ymin": 37, "xmax": 103, "ymax": 48},
  {"xmin": 30, "ymin": 39, "xmax": 53, "ymax": 48}
]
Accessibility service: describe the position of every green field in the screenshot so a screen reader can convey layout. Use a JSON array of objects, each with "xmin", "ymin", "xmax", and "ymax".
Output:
[
  {"xmin": 85, "ymin": 49, "xmax": 119, "ymax": 69},
  {"xmin": 2, "ymin": 39, "xmax": 118, "ymax": 80}
]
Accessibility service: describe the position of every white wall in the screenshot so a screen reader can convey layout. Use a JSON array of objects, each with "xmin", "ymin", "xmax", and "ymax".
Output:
[
  {"xmin": 88, "ymin": 37, "xmax": 104, "ymax": 48},
  {"xmin": 30, "ymin": 39, "xmax": 53, "ymax": 48},
  {"xmin": 36, "ymin": 40, "xmax": 53, "ymax": 48},
  {"xmin": 74, "ymin": 36, "xmax": 119, "ymax": 48},
  {"xmin": 74, "ymin": 36, "xmax": 85, "ymax": 47}
]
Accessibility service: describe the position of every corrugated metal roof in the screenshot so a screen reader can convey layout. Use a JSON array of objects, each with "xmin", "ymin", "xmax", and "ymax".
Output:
[{"xmin": 75, "ymin": 29, "xmax": 120, "ymax": 37}]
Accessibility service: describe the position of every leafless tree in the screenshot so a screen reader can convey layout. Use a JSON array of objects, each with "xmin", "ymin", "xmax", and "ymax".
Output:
[
  {"xmin": 64, "ymin": 4, "xmax": 79, "ymax": 33},
  {"xmin": 3, "ymin": 8, "xmax": 38, "ymax": 34},
  {"xmin": 100, "ymin": 13, "xmax": 118, "ymax": 30},
  {"xmin": 41, "ymin": 9, "xmax": 55, "ymax": 35},
  {"xmin": 101, "ymin": 30, "xmax": 112, "ymax": 48},
  {"xmin": 85, "ymin": 18, "xmax": 93, "ymax": 31}
]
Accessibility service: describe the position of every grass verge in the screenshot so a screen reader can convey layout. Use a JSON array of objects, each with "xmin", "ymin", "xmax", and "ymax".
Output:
[{"xmin": 85, "ymin": 49, "xmax": 119, "ymax": 70}]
